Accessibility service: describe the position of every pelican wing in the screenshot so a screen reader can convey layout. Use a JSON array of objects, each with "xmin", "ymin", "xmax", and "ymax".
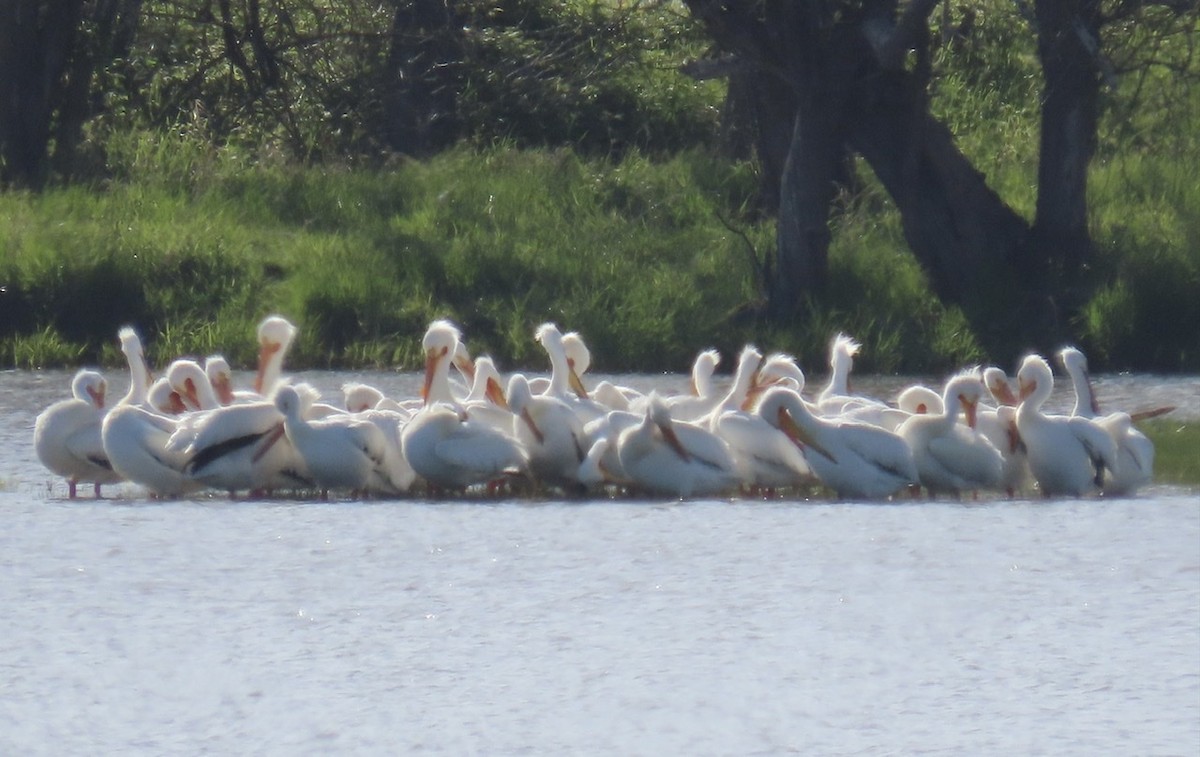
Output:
[{"xmin": 435, "ymin": 425, "xmax": 526, "ymax": 471}]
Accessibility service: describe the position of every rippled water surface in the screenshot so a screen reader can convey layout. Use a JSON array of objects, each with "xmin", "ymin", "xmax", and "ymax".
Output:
[{"xmin": 3, "ymin": 370, "xmax": 1199, "ymax": 754}]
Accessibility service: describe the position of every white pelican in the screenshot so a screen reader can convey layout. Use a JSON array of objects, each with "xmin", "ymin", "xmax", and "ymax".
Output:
[
  {"xmin": 102, "ymin": 403, "xmax": 201, "ymax": 497},
  {"xmin": 343, "ymin": 382, "xmax": 386, "ymax": 413},
  {"xmin": 1058, "ymin": 346, "xmax": 1155, "ymax": 496},
  {"xmin": 169, "ymin": 392, "xmax": 310, "ymax": 496},
  {"xmin": 254, "ymin": 315, "xmax": 298, "ymax": 395},
  {"xmin": 1016, "ymin": 354, "xmax": 1118, "ymax": 497},
  {"xmin": 420, "ymin": 319, "xmax": 466, "ymax": 406},
  {"xmin": 712, "ymin": 352, "xmax": 812, "ymax": 492},
  {"xmin": 616, "ymin": 393, "xmax": 740, "ymax": 499},
  {"xmin": 983, "ymin": 367, "xmax": 1020, "ymax": 408},
  {"xmin": 401, "ymin": 403, "xmax": 529, "ymax": 492},
  {"xmin": 755, "ymin": 386, "xmax": 918, "ymax": 500},
  {"xmin": 204, "ymin": 355, "xmax": 259, "ymax": 405},
  {"xmin": 694, "ymin": 343, "xmax": 762, "ymax": 426},
  {"xmin": 896, "ymin": 371, "xmax": 1005, "ymax": 497},
  {"xmin": 273, "ymin": 384, "xmax": 389, "ymax": 497},
  {"xmin": 167, "ymin": 359, "xmax": 221, "ymax": 412},
  {"xmin": 533, "ymin": 322, "xmax": 607, "ymax": 423},
  {"xmin": 34, "ymin": 369, "xmax": 124, "ymax": 498},
  {"xmin": 146, "ymin": 377, "xmax": 190, "ymax": 415},
  {"xmin": 842, "ymin": 383, "xmax": 943, "ymax": 433},
  {"xmin": 114, "ymin": 326, "xmax": 153, "ymax": 406},
  {"xmin": 348, "ymin": 406, "xmax": 416, "ymax": 496},
  {"xmin": 459, "ymin": 355, "xmax": 515, "ymax": 433},
  {"xmin": 562, "ymin": 330, "xmax": 645, "ymax": 412},
  {"xmin": 664, "ymin": 348, "xmax": 723, "ymax": 422},
  {"xmin": 507, "ymin": 372, "xmax": 588, "ymax": 492},
  {"xmin": 816, "ymin": 333, "xmax": 887, "ymax": 417},
  {"xmin": 101, "ymin": 327, "xmax": 203, "ymax": 497}
]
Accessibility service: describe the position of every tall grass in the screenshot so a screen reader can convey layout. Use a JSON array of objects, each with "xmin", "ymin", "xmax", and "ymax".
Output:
[{"xmin": 1, "ymin": 121, "xmax": 1196, "ymax": 374}]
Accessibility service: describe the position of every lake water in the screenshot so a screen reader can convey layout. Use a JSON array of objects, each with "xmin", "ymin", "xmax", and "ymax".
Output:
[{"xmin": 3, "ymin": 369, "xmax": 1199, "ymax": 754}]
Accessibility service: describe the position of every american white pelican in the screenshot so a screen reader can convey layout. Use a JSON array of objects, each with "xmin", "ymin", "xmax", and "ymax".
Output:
[
  {"xmin": 349, "ymin": 407, "xmax": 417, "ymax": 496},
  {"xmin": 254, "ymin": 315, "xmax": 298, "ymax": 396},
  {"xmin": 816, "ymin": 333, "xmax": 887, "ymax": 416},
  {"xmin": 695, "ymin": 343, "xmax": 762, "ymax": 426},
  {"xmin": 664, "ymin": 348, "xmax": 723, "ymax": 422},
  {"xmin": 459, "ymin": 355, "xmax": 515, "ymax": 433},
  {"xmin": 507, "ymin": 372, "xmax": 588, "ymax": 492},
  {"xmin": 34, "ymin": 369, "xmax": 124, "ymax": 498},
  {"xmin": 1016, "ymin": 354, "xmax": 1118, "ymax": 497},
  {"xmin": 401, "ymin": 403, "xmax": 529, "ymax": 491},
  {"xmin": 114, "ymin": 326, "xmax": 153, "ymax": 407},
  {"xmin": 842, "ymin": 383, "xmax": 942, "ymax": 432},
  {"xmin": 167, "ymin": 359, "xmax": 221, "ymax": 412},
  {"xmin": 100, "ymin": 327, "xmax": 203, "ymax": 497},
  {"xmin": 101, "ymin": 403, "xmax": 201, "ymax": 497},
  {"xmin": 897, "ymin": 372, "xmax": 1005, "ymax": 497},
  {"xmin": 616, "ymin": 393, "xmax": 740, "ymax": 499},
  {"xmin": 421, "ymin": 319, "xmax": 466, "ymax": 406},
  {"xmin": 1058, "ymin": 347, "xmax": 1155, "ymax": 496},
  {"xmin": 169, "ymin": 392, "xmax": 310, "ymax": 496},
  {"xmin": 533, "ymin": 322, "xmax": 607, "ymax": 423},
  {"xmin": 204, "ymin": 355, "xmax": 259, "ymax": 405},
  {"xmin": 534, "ymin": 323, "xmax": 589, "ymax": 399},
  {"xmin": 712, "ymin": 352, "xmax": 812, "ymax": 492},
  {"xmin": 755, "ymin": 386, "xmax": 918, "ymax": 500},
  {"xmin": 273, "ymin": 384, "xmax": 389, "ymax": 497},
  {"xmin": 562, "ymin": 330, "xmax": 645, "ymax": 412},
  {"xmin": 343, "ymin": 382, "xmax": 386, "ymax": 413}
]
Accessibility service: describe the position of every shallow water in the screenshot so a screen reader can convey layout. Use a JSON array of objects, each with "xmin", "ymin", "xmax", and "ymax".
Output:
[{"xmin": 4, "ymin": 370, "xmax": 1199, "ymax": 754}]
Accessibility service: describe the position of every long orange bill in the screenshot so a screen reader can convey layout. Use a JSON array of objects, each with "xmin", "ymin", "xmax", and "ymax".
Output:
[
  {"xmin": 567, "ymin": 362, "xmax": 589, "ymax": 400},
  {"xmin": 1018, "ymin": 377, "xmax": 1036, "ymax": 401},
  {"xmin": 87, "ymin": 385, "xmax": 106, "ymax": 409},
  {"xmin": 421, "ymin": 346, "xmax": 447, "ymax": 404},
  {"xmin": 252, "ymin": 424, "xmax": 287, "ymax": 463},
  {"xmin": 777, "ymin": 407, "xmax": 837, "ymax": 464},
  {"xmin": 961, "ymin": 396, "xmax": 978, "ymax": 429},
  {"xmin": 521, "ymin": 408, "xmax": 545, "ymax": 445},
  {"xmin": 214, "ymin": 375, "xmax": 235, "ymax": 405},
  {"xmin": 1130, "ymin": 406, "xmax": 1175, "ymax": 422},
  {"xmin": 254, "ymin": 341, "xmax": 280, "ymax": 395},
  {"xmin": 183, "ymin": 378, "xmax": 202, "ymax": 411},
  {"xmin": 485, "ymin": 376, "xmax": 509, "ymax": 410},
  {"xmin": 659, "ymin": 423, "xmax": 691, "ymax": 463}
]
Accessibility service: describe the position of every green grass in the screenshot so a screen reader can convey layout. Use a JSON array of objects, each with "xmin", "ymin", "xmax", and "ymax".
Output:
[
  {"xmin": 1140, "ymin": 420, "xmax": 1200, "ymax": 488},
  {"xmin": 1, "ymin": 122, "xmax": 1197, "ymax": 374},
  {"xmin": 0, "ymin": 136, "xmax": 982, "ymax": 374}
]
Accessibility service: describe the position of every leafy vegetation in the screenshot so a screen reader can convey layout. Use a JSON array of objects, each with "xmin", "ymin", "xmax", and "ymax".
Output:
[{"xmin": 0, "ymin": 0, "xmax": 1196, "ymax": 373}]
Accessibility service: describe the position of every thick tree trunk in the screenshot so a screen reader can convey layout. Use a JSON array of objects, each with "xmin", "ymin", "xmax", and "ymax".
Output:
[
  {"xmin": 769, "ymin": 96, "xmax": 846, "ymax": 319},
  {"xmin": 847, "ymin": 76, "xmax": 1028, "ymax": 309},
  {"xmin": 1031, "ymin": 0, "xmax": 1103, "ymax": 277},
  {"xmin": 382, "ymin": 0, "xmax": 465, "ymax": 157},
  {"xmin": 0, "ymin": 0, "xmax": 86, "ymax": 187}
]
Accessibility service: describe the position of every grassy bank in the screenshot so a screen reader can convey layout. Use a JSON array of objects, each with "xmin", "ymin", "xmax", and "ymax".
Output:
[
  {"xmin": 1, "ymin": 132, "xmax": 1197, "ymax": 375},
  {"xmin": 1140, "ymin": 420, "xmax": 1200, "ymax": 489}
]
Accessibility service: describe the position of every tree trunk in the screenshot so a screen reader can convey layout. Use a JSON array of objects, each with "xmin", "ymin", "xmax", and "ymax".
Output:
[
  {"xmin": 0, "ymin": 0, "xmax": 86, "ymax": 187},
  {"xmin": 382, "ymin": 0, "xmax": 466, "ymax": 157},
  {"xmin": 769, "ymin": 95, "xmax": 846, "ymax": 319},
  {"xmin": 1031, "ymin": 0, "xmax": 1103, "ymax": 278}
]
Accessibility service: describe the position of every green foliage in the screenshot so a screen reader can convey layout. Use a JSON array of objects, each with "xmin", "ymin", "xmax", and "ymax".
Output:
[
  {"xmin": 1140, "ymin": 420, "xmax": 1200, "ymax": 487},
  {"xmin": 1077, "ymin": 153, "xmax": 1200, "ymax": 370},
  {"xmin": 458, "ymin": 0, "xmax": 721, "ymax": 155},
  {"xmin": 0, "ymin": 135, "xmax": 1000, "ymax": 373}
]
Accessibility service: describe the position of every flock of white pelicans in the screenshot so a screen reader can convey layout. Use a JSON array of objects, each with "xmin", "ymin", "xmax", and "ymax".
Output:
[{"xmin": 33, "ymin": 315, "xmax": 1171, "ymax": 502}]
